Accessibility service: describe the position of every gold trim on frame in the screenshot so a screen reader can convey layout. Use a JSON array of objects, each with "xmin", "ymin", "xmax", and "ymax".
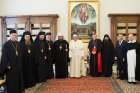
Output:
[{"xmin": 68, "ymin": 0, "xmax": 100, "ymax": 43}]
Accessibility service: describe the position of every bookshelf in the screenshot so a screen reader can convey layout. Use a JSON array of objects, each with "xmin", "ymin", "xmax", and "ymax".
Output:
[
  {"xmin": 0, "ymin": 14, "xmax": 59, "ymax": 44},
  {"xmin": 108, "ymin": 14, "xmax": 140, "ymax": 45}
]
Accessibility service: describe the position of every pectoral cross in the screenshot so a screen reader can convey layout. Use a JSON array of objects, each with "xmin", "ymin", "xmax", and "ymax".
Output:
[
  {"xmin": 65, "ymin": 44, "xmax": 68, "ymax": 52},
  {"xmin": 28, "ymin": 49, "xmax": 31, "ymax": 54},
  {"xmin": 41, "ymin": 49, "xmax": 44, "ymax": 53},
  {"xmin": 48, "ymin": 44, "xmax": 51, "ymax": 50},
  {"xmin": 44, "ymin": 56, "xmax": 47, "ymax": 60},
  {"xmin": 59, "ymin": 45, "xmax": 62, "ymax": 50},
  {"xmin": 16, "ymin": 50, "xmax": 18, "ymax": 56}
]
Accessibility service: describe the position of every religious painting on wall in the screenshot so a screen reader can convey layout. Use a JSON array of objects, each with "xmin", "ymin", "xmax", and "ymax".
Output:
[{"xmin": 68, "ymin": 0, "xmax": 99, "ymax": 42}]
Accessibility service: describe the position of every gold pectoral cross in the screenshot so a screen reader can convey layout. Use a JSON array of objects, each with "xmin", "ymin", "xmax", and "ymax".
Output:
[
  {"xmin": 16, "ymin": 50, "xmax": 18, "ymax": 56},
  {"xmin": 49, "ymin": 45, "xmax": 51, "ymax": 50},
  {"xmin": 65, "ymin": 49, "xmax": 68, "ymax": 52},
  {"xmin": 44, "ymin": 56, "xmax": 47, "ymax": 60},
  {"xmin": 11, "ymin": 41, "xmax": 19, "ymax": 56},
  {"xmin": 65, "ymin": 44, "xmax": 68, "ymax": 52},
  {"xmin": 41, "ymin": 49, "xmax": 44, "ymax": 53},
  {"xmin": 59, "ymin": 45, "xmax": 62, "ymax": 50},
  {"xmin": 28, "ymin": 49, "xmax": 31, "ymax": 54}
]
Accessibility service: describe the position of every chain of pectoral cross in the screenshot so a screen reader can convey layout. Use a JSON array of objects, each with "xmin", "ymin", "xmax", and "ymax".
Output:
[{"xmin": 11, "ymin": 41, "xmax": 19, "ymax": 56}]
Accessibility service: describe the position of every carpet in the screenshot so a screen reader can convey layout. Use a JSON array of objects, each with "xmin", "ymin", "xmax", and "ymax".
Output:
[{"xmin": 39, "ymin": 76, "xmax": 116, "ymax": 93}]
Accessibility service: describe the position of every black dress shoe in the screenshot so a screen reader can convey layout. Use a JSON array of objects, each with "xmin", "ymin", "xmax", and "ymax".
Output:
[
  {"xmin": 120, "ymin": 78, "xmax": 124, "ymax": 80},
  {"xmin": 117, "ymin": 77, "xmax": 120, "ymax": 79},
  {"xmin": 132, "ymin": 82, "xmax": 137, "ymax": 84},
  {"xmin": 128, "ymin": 81, "xmax": 132, "ymax": 84}
]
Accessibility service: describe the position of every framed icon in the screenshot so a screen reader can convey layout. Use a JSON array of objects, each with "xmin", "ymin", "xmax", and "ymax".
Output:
[{"xmin": 68, "ymin": 0, "xmax": 99, "ymax": 42}]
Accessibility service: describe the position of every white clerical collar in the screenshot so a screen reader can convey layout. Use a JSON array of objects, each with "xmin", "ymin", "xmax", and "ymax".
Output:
[{"xmin": 128, "ymin": 40, "xmax": 136, "ymax": 43}]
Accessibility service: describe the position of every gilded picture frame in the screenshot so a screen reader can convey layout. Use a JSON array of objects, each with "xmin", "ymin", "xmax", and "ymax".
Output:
[{"xmin": 68, "ymin": 0, "xmax": 99, "ymax": 43}]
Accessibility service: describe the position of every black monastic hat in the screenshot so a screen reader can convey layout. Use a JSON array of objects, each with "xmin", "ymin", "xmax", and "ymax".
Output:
[
  {"xmin": 38, "ymin": 31, "xmax": 45, "ymax": 35},
  {"xmin": 10, "ymin": 29, "xmax": 17, "ymax": 34}
]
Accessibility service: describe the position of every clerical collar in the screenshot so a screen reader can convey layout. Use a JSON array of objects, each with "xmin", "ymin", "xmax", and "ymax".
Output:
[{"xmin": 128, "ymin": 40, "xmax": 136, "ymax": 43}]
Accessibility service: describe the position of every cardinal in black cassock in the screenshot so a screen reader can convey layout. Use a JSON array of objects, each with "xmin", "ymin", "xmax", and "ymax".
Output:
[
  {"xmin": 0, "ymin": 30, "xmax": 24, "ymax": 93},
  {"xmin": 53, "ymin": 33, "xmax": 69, "ymax": 78},
  {"xmin": 88, "ymin": 32, "xmax": 102, "ymax": 76},
  {"xmin": 34, "ymin": 31, "xmax": 48, "ymax": 82},
  {"xmin": 102, "ymin": 34, "xmax": 114, "ymax": 77},
  {"xmin": 20, "ymin": 31, "xmax": 36, "ymax": 88},
  {"xmin": 45, "ymin": 32, "xmax": 54, "ymax": 79}
]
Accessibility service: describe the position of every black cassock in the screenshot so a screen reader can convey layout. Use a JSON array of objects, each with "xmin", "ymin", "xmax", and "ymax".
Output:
[
  {"xmin": 34, "ymin": 40, "xmax": 48, "ymax": 82},
  {"xmin": 115, "ymin": 40, "xmax": 127, "ymax": 79},
  {"xmin": 88, "ymin": 39, "xmax": 102, "ymax": 76},
  {"xmin": 102, "ymin": 40, "xmax": 114, "ymax": 77},
  {"xmin": 136, "ymin": 43, "xmax": 140, "ymax": 81},
  {"xmin": 0, "ymin": 40, "xmax": 24, "ymax": 93},
  {"xmin": 53, "ymin": 40, "xmax": 69, "ymax": 78},
  {"xmin": 45, "ymin": 40, "xmax": 54, "ymax": 79},
  {"xmin": 20, "ymin": 42, "xmax": 36, "ymax": 88}
]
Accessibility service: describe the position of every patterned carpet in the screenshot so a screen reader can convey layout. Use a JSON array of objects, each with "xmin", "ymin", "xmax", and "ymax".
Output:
[
  {"xmin": 25, "ymin": 76, "xmax": 140, "ymax": 93},
  {"xmin": 37, "ymin": 77, "xmax": 116, "ymax": 93},
  {"xmin": 25, "ymin": 64, "xmax": 140, "ymax": 93}
]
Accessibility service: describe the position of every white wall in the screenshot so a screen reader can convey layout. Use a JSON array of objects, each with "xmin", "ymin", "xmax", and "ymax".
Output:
[
  {"xmin": 0, "ymin": 0, "xmax": 140, "ymax": 40},
  {"xmin": 0, "ymin": 0, "xmax": 68, "ymax": 39}
]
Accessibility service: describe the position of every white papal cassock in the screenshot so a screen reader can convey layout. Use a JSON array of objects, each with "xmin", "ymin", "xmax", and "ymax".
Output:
[
  {"xmin": 69, "ymin": 40, "xmax": 85, "ymax": 77},
  {"xmin": 127, "ymin": 40, "xmax": 137, "ymax": 82}
]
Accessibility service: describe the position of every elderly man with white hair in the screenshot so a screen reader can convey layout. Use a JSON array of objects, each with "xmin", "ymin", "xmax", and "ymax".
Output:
[
  {"xmin": 53, "ymin": 32, "xmax": 69, "ymax": 78},
  {"xmin": 69, "ymin": 34, "xmax": 85, "ymax": 78}
]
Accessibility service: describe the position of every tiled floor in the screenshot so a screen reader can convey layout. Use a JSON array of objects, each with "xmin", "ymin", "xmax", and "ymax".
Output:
[{"xmin": 116, "ymin": 78, "xmax": 140, "ymax": 93}]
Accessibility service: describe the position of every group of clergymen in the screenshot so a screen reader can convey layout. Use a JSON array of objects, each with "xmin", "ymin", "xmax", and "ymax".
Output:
[{"xmin": 0, "ymin": 29, "xmax": 140, "ymax": 93}]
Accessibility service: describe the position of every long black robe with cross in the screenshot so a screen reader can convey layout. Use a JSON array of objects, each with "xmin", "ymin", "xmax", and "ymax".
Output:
[
  {"xmin": 20, "ymin": 42, "xmax": 36, "ymax": 88},
  {"xmin": 0, "ymin": 40, "xmax": 24, "ymax": 93},
  {"xmin": 102, "ymin": 39, "xmax": 114, "ymax": 77},
  {"xmin": 45, "ymin": 40, "xmax": 54, "ymax": 79},
  {"xmin": 53, "ymin": 40, "xmax": 69, "ymax": 78},
  {"xmin": 88, "ymin": 39, "xmax": 102, "ymax": 76},
  {"xmin": 34, "ymin": 40, "xmax": 48, "ymax": 82}
]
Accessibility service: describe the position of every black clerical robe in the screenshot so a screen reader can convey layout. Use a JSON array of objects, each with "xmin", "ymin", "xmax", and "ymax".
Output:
[
  {"xmin": 20, "ymin": 42, "xmax": 36, "ymax": 88},
  {"xmin": 45, "ymin": 40, "xmax": 54, "ymax": 79},
  {"xmin": 53, "ymin": 40, "xmax": 69, "ymax": 78},
  {"xmin": 102, "ymin": 40, "xmax": 114, "ymax": 77},
  {"xmin": 88, "ymin": 39, "xmax": 102, "ymax": 76},
  {"xmin": 34, "ymin": 40, "xmax": 48, "ymax": 82},
  {"xmin": 136, "ymin": 43, "xmax": 140, "ymax": 81},
  {"xmin": 0, "ymin": 40, "xmax": 24, "ymax": 93}
]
